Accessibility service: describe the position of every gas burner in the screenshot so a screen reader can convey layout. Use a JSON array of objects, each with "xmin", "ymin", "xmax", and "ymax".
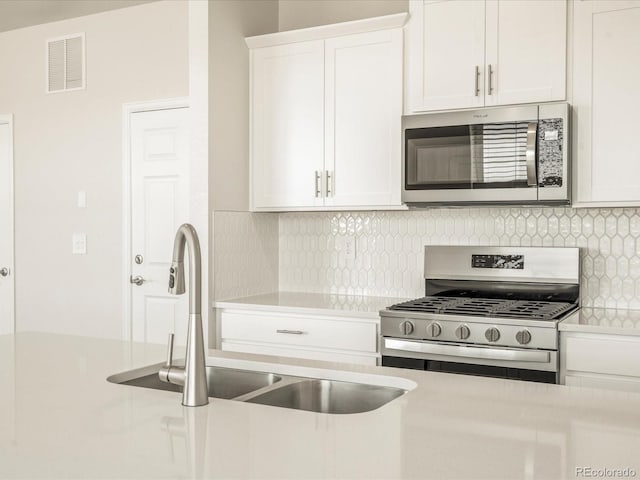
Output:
[{"xmin": 389, "ymin": 296, "xmax": 577, "ymax": 321}]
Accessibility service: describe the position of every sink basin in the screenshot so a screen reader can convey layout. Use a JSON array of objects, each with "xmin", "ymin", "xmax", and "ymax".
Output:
[
  {"xmin": 109, "ymin": 361, "xmax": 411, "ymax": 414},
  {"xmin": 108, "ymin": 365, "xmax": 281, "ymax": 400},
  {"xmin": 245, "ymin": 378, "xmax": 406, "ymax": 414}
]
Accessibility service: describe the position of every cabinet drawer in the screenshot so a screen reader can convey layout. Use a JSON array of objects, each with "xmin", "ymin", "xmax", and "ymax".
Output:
[
  {"xmin": 221, "ymin": 341, "xmax": 378, "ymax": 366},
  {"xmin": 565, "ymin": 336, "xmax": 640, "ymax": 378},
  {"xmin": 220, "ymin": 311, "xmax": 378, "ymax": 353}
]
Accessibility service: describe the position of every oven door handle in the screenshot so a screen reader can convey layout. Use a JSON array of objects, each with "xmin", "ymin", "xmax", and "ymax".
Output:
[{"xmin": 384, "ymin": 338, "xmax": 550, "ymax": 363}]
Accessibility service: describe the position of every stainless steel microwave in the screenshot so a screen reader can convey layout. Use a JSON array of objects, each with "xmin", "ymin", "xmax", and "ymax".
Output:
[{"xmin": 402, "ymin": 103, "xmax": 570, "ymax": 206}]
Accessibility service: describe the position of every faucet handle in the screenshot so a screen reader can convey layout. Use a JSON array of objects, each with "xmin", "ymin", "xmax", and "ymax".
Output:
[{"xmin": 165, "ymin": 333, "xmax": 175, "ymax": 367}]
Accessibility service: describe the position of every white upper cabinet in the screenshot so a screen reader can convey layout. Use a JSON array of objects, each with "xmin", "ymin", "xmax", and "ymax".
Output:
[
  {"xmin": 573, "ymin": 0, "xmax": 640, "ymax": 206},
  {"xmin": 248, "ymin": 14, "xmax": 407, "ymax": 211},
  {"xmin": 407, "ymin": 0, "xmax": 567, "ymax": 113},
  {"xmin": 484, "ymin": 0, "xmax": 567, "ymax": 107},
  {"xmin": 408, "ymin": 0, "xmax": 485, "ymax": 111},
  {"xmin": 250, "ymin": 41, "xmax": 325, "ymax": 209},
  {"xmin": 324, "ymin": 29, "xmax": 403, "ymax": 208}
]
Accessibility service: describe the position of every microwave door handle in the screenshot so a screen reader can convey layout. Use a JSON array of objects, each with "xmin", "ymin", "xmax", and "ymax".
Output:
[{"xmin": 526, "ymin": 122, "xmax": 538, "ymax": 187}]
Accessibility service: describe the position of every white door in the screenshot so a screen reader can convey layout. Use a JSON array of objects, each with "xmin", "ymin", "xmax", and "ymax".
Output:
[
  {"xmin": 573, "ymin": 0, "xmax": 640, "ymax": 205},
  {"xmin": 408, "ymin": 0, "xmax": 485, "ymax": 112},
  {"xmin": 324, "ymin": 29, "xmax": 403, "ymax": 207},
  {"xmin": 0, "ymin": 117, "xmax": 14, "ymax": 335},
  {"xmin": 484, "ymin": 0, "xmax": 567, "ymax": 107},
  {"xmin": 251, "ymin": 40, "xmax": 325, "ymax": 209},
  {"xmin": 130, "ymin": 107, "xmax": 190, "ymax": 345}
]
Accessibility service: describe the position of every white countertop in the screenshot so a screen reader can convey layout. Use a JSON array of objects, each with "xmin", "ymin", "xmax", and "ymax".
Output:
[
  {"xmin": 2, "ymin": 332, "xmax": 640, "ymax": 479},
  {"xmin": 213, "ymin": 291, "xmax": 409, "ymax": 320},
  {"xmin": 560, "ymin": 307, "xmax": 640, "ymax": 336}
]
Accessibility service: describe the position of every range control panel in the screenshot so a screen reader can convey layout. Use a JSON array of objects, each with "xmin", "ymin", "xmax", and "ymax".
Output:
[{"xmin": 471, "ymin": 254, "xmax": 524, "ymax": 270}]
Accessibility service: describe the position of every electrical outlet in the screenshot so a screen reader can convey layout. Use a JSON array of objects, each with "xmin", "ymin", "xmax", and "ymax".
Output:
[
  {"xmin": 72, "ymin": 233, "xmax": 87, "ymax": 255},
  {"xmin": 343, "ymin": 236, "xmax": 356, "ymax": 261},
  {"xmin": 337, "ymin": 235, "xmax": 356, "ymax": 263}
]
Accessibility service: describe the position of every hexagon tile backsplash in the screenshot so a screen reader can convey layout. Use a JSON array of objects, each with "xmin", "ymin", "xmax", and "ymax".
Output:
[
  {"xmin": 213, "ymin": 211, "xmax": 279, "ymax": 301},
  {"xmin": 279, "ymin": 208, "xmax": 640, "ymax": 309}
]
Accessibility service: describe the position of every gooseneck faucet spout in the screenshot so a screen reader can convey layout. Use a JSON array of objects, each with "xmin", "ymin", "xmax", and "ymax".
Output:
[{"xmin": 159, "ymin": 224, "xmax": 208, "ymax": 407}]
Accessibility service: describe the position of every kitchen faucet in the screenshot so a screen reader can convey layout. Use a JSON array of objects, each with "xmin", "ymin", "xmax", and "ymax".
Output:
[{"xmin": 158, "ymin": 223, "xmax": 209, "ymax": 407}]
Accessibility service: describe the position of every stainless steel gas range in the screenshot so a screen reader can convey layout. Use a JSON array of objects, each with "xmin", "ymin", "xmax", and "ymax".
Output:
[{"xmin": 380, "ymin": 246, "xmax": 580, "ymax": 384}]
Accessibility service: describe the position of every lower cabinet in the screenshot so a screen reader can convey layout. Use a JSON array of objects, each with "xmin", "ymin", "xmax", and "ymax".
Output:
[
  {"xmin": 219, "ymin": 309, "xmax": 379, "ymax": 366},
  {"xmin": 560, "ymin": 332, "xmax": 640, "ymax": 393}
]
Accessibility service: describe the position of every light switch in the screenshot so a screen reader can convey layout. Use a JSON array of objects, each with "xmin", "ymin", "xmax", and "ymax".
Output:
[
  {"xmin": 72, "ymin": 233, "xmax": 87, "ymax": 255},
  {"xmin": 77, "ymin": 191, "xmax": 86, "ymax": 208}
]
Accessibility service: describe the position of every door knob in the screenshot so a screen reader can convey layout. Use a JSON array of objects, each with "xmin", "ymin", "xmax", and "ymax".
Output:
[
  {"xmin": 130, "ymin": 275, "xmax": 145, "ymax": 286},
  {"xmin": 0, "ymin": 267, "xmax": 9, "ymax": 277}
]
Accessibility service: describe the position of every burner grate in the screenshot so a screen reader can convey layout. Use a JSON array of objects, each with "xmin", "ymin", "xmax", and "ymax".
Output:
[
  {"xmin": 388, "ymin": 297, "xmax": 465, "ymax": 313},
  {"xmin": 491, "ymin": 301, "xmax": 576, "ymax": 320},
  {"xmin": 389, "ymin": 296, "xmax": 576, "ymax": 321}
]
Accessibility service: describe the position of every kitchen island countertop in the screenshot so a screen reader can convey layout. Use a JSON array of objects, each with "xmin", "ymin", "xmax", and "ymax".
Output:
[{"xmin": 1, "ymin": 332, "xmax": 640, "ymax": 479}]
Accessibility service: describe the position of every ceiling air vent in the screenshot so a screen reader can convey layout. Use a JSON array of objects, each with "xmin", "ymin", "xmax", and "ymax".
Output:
[{"xmin": 46, "ymin": 33, "xmax": 85, "ymax": 93}]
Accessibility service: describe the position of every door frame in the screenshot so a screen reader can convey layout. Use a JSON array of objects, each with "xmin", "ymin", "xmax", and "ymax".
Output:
[
  {"xmin": 0, "ymin": 114, "xmax": 15, "ymax": 334},
  {"xmin": 121, "ymin": 98, "xmax": 189, "ymax": 341}
]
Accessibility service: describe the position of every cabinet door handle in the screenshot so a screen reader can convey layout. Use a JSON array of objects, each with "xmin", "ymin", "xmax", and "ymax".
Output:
[
  {"xmin": 474, "ymin": 65, "xmax": 480, "ymax": 96},
  {"xmin": 488, "ymin": 64, "xmax": 494, "ymax": 95},
  {"xmin": 315, "ymin": 171, "xmax": 321, "ymax": 198},
  {"xmin": 325, "ymin": 170, "xmax": 333, "ymax": 197},
  {"xmin": 276, "ymin": 329, "xmax": 306, "ymax": 335}
]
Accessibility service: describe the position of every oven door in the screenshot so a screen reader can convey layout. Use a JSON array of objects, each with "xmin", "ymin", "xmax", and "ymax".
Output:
[
  {"xmin": 402, "ymin": 105, "xmax": 539, "ymax": 205},
  {"xmin": 382, "ymin": 337, "xmax": 558, "ymax": 383}
]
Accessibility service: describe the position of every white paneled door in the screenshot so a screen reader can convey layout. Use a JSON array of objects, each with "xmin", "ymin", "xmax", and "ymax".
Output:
[
  {"xmin": 0, "ymin": 116, "xmax": 14, "ymax": 335},
  {"xmin": 130, "ymin": 107, "xmax": 190, "ymax": 345}
]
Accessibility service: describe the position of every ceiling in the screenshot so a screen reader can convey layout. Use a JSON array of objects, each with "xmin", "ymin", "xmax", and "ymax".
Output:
[{"xmin": 0, "ymin": 0, "xmax": 156, "ymax": 33}]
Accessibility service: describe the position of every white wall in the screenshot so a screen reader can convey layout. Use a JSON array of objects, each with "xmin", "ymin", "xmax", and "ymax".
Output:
[
  {"xmin": 209, "ymin": 0, "xmax": 278, "ymax": 212},
  {"xmin": 208, "ymin": 1, "xmax": 280, "ymax": 313},
  {"xmin": 0, "ymin": 1, "xmax": 189, "ymax": 338},
  {"xmin": 278, "ymin": 0, "xmax": 408, "ymax": 31}
]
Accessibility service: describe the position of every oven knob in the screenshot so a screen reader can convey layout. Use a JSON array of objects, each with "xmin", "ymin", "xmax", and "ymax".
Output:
[
  {"xmin": 399, "ymin": 321, "xmax": 415, "ymax": 336},
  {"xmin": 485, "ymin": 327, "xmax": 500, "ymax": 343},
  {"xmin": 427, "ymin": 322, "xmax": 442, "ymax": 338},
  {"xmin": 455, "ymin": 324, "xmax": 471, "ymax": 340},
  {"xmin": 516, "ymin": 329, "xmax": 532, "ymax": 345}
]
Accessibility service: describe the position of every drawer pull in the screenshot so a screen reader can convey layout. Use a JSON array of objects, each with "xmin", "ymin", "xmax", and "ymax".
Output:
[{"xmin": 276, "ymin": 329, "xmax": 306, "ymax": 335}]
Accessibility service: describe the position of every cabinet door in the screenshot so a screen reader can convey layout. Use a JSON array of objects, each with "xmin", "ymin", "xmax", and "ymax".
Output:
[
  {"xmin": 251, "ymin": 41, "xmax": 325, "ymax": 209},
  {"xmin": 407, "ymin": 0, "xmax": 486, "ymax": 112},
  {"xmin": 324, "ymin": 29, "xmax": 403, "ymax": 207},
  {"xmin": 573, "ymin": 0, "xmax": 640, "ymax": 205},
  {"xmin": 484, "ymin": 0, "xmax": 566, "ymax": 107}
]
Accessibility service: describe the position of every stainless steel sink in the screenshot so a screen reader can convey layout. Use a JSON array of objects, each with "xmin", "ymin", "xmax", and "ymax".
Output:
[
  {"xmin": 108, "ymin": 365, "xmax": 281, "ymax": 400},
  {"xmin": 245, "ymin": 378, "xmax": 406, "ymax": 414},
  {"xmin": 109, "ymin": 362, "xmax": 410, "ymax": 413}
]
